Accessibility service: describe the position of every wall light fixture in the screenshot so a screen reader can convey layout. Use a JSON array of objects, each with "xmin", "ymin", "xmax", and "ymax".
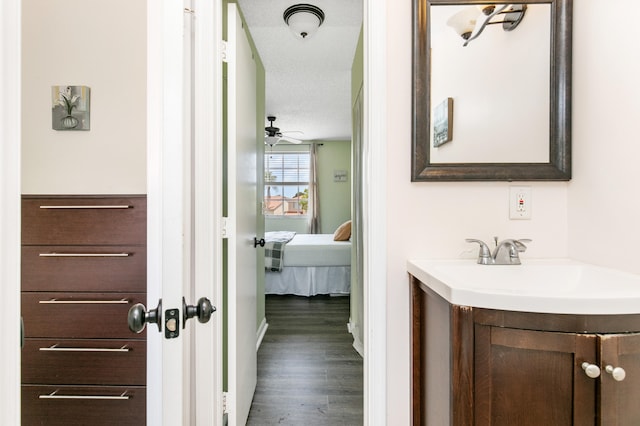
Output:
[{"xmin": 447, "ymin": 4, "xmax": 527, "ymax": 47}]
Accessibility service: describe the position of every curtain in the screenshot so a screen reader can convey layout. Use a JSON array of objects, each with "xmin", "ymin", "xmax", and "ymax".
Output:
[{"xmin": 308, "ymin": 143, "xmax": 320, "ymax": 233}]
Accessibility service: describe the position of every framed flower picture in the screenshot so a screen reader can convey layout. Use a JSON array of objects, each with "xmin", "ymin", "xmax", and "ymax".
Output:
[{"xmin": 51, "ymin": 85, "xmax": 90, "ymax": 130}]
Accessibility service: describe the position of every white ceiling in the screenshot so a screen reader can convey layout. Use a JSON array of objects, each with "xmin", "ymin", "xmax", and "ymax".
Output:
[{"xmin": 236, "ymin": 0, "xmax": 363, "ymax": 141}]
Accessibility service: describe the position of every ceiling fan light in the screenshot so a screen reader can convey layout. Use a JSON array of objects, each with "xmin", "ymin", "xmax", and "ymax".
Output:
[
  {"xmin": 283, "ymin": 4, "xmax": 325, "ymax": 39},
  {"xmin": 265, "ymin": 136, "xmax": 280, "ymax": 146}
]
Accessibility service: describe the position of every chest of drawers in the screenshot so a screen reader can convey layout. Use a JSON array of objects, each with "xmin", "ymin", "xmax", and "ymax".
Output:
[{"xmin": 21, "ymin": 195, "xmax": 147, "ymax": 426}]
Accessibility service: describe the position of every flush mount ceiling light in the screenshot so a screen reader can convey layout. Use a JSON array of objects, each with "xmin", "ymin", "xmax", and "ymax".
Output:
[
  {"xmin": 447, "ymin": 4, "xmax": 527, "ymax": 47},
  {"xmin": 283, "ymin": 4, "xmax": 325, "ymax": 39}
]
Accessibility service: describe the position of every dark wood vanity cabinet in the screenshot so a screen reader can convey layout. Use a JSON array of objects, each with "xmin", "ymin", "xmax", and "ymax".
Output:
[
  {"xmin": 410, "ymin": 275, "xmax": 640, "ymax": 426},
  {"xmin": 21, "ymin": 195, "xmax": 147, "ymax": 426}
]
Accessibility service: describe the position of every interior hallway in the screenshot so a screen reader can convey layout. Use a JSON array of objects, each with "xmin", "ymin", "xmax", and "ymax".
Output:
[{"xmin": 247, "ymin": 295, "xmax": 363, "ymax": 425}]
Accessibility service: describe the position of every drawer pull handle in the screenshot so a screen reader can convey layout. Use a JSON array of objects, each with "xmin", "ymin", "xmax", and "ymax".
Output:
[
  {"xmin": 39, "ymin": 252, "xmax": 130, "ymax": 257},
  {"xmin": 40, "ymin": 344, "xmax": 130, "ymax": 353},
  {"xmin": 39, "ymin": 390, "xmax": 130, "ymax": 400},
  {"xmin": 39, "ymin": 298, "xmax": 130, "ymax": 304},
  {"xmin": 39, "ymin": 205, "xmax": 132, "ymax": 209}
]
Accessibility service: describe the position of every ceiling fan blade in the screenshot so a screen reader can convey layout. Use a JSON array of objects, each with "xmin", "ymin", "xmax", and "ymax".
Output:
[
  {"xmin": 281, "ymin": 130, "xmax": 304, "ymax": 136},
  {"xmin": 279, "ymin": 135, "xmax": 302, "ymax": 144}
]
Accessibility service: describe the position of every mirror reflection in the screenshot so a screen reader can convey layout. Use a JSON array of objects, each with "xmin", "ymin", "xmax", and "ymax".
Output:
[{"xmin": 430, "ymin": 4, "xmax": 550, "ymax": 164}]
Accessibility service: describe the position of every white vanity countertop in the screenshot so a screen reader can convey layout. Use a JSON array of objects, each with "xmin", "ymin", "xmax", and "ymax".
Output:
[{"xmin": 407, "ymin": 258, "xmax": 640, "ymax": 315}]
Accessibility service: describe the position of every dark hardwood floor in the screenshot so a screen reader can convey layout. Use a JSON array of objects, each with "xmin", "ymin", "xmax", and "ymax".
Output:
[{"xmin": 247, "ymin": 295, "xmax": 363, "ymax": 425}]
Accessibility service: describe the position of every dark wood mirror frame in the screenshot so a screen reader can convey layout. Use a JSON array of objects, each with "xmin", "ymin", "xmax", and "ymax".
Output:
[{"xmin": 411, "ymin": 0, "xmax": 572, "ymax": 181}]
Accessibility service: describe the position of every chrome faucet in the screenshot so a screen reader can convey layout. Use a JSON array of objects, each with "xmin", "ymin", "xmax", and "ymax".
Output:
[{"xmin": 466, "ymin": 238, "xmax": 531, "ymax": 265}]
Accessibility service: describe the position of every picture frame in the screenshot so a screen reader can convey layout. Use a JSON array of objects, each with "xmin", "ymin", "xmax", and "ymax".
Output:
[
  {"xmin": 52, "ymin": 85, "xmax": 90, "ymax": 131},
  {"xmin": 333, "ymin": 169, "xmax": 348, "ymax": 182},
  {"xmin": 433, "ymin": 97, "xmax": 453, "ymax": 147}
]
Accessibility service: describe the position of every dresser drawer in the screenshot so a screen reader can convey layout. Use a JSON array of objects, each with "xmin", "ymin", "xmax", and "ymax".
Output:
[
  {"xmin": 22, "ymin": 245, "xmax": 146, "ymax": 292},
  {"xmin": 22, "ymin": 292, "xmax": 146, "ymax": 338},
  {"xmin": 22, "ymin": 385, "xmax": 145, "ymax": 426},
  {"xmin": 22, "ymin": 196, "xmax": 146, "ymax": 245},
  {"xmin": 22, "ymin": 338, "xmax": 145, "ymax": 386}
]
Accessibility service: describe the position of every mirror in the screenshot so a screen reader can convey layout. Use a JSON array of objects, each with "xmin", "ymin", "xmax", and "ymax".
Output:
[{"xmin": 411, "ymin": 0, "xmax": 572, "ymax": 181}]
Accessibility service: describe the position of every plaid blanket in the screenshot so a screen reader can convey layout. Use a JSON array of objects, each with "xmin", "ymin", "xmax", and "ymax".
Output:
[{"xmin": 264, "ymin": 231, "xmax": 296, "ymax": 272}]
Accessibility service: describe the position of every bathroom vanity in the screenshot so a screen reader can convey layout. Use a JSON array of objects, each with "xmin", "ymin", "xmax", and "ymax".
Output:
[{"xmin": 408, "ymin": 259, "xmax": 640, "ymax": 425}]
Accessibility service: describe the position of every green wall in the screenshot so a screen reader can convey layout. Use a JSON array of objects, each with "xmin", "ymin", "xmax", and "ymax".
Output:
[
  {"xmin": 350, "ymin": 26, "xmax": 364, "ymax": 354},
  {"xmin": 317, "ymin": 141, "xmax": 352, "ymax": 234},
  {"xmin": 352, "ymin": 26, "xmax": 364, "ymax": 106},
  {"xmin": 254, "ymin": 37, "xmax": 266, "ymax": 336}
]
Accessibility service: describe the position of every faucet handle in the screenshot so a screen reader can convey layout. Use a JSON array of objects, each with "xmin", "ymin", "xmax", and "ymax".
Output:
[
  {"xmin": 514, "ymin": 239, "xmax": 532, "ymax": 251},
  {"xmin": 466, "ymin": 239, "xmax": 492, "ymax": 265}
]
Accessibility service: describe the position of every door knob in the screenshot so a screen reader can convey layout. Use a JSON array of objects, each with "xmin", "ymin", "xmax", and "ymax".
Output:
[
  {"xmin": 182, "ymin": 297, "xmax": 216, "ymax": 328},
  {"xmin": 128, "ymin": 299, "xmax": 162, "ymax": 333},
  {"xmin": 254, "ymin": 237, "xmax": 266, "ymax": 248}
]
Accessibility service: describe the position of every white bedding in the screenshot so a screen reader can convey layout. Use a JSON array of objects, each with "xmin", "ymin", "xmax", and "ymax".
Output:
[
  {"xmin": 265, "ymin": 266, "xmax": 350, "ymax": 296},
  {"xmin": 265, "ymin": 233, "xmax": 352, "ymax": 296},
  {"xmin": 283, "ymin": 233, "xmax": 351, "ymax": 267}
]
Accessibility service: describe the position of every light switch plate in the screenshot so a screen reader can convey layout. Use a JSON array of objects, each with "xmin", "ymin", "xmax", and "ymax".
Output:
[{"xmin": 509, "ymin": 186, "xmax": 532, "ymax": 220}]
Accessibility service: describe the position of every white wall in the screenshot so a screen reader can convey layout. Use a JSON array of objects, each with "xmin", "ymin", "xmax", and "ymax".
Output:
[
  {"xmin": 384, "ymin": 1, "xmax": 569, "ymax": 422},
  {"xmin": 21, "ymin": 0, "xmax": 147, "ymax": 194},
  {"xmin": 568, "ymin": 1, "xmax": 640, "ymax": 273}
]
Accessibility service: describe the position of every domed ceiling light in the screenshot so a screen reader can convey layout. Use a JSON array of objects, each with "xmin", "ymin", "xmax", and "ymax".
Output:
[{"xmin": 283, "ymin": 4, "xmax": 325, "ymax": 39}]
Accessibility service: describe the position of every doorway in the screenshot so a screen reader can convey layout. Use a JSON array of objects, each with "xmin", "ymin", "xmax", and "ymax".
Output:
[
  {"xmin": 233, "ymin": 0, "xmax": 365, "ymax": 422},
  {"xmin": 1, "ymin": 0, "xmax": 388, "ymax": 423}
]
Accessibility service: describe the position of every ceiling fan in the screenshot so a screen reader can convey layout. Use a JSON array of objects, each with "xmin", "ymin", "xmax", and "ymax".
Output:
[{"xmin": 264, "ymin": 116, "xmax": 303, "ymax": 146}]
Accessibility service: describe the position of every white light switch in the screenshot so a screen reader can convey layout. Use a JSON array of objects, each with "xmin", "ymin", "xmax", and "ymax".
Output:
[{"xmin": 509, "ymin": 186, "xmax": 532, "ymax": 220}]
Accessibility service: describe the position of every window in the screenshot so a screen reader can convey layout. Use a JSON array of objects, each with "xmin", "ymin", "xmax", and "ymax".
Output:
[{"xmin": 264, "ymin": 151, "xmax": 310, "ymax": 216}]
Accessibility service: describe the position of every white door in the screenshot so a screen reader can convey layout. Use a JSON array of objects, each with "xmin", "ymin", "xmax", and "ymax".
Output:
[
  {"xmin": 146, "ymin": 1, "xmax": 222, "ymax": 425},
  {"xmin": 146, "ymin": 1, "xmax": 189, "ymax": 424},
  {"xmin": 226, "ymin": 4, "xmax": 259, "ymax": 425}
]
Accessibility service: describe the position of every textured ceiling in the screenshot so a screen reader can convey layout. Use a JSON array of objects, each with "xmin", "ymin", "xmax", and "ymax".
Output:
[{"xmin": 236, "ymin": 0, "xmax": 363, "ymax": 141}]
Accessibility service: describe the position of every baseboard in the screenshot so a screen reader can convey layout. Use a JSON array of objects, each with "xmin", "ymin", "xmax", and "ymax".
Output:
[
  {"xmin": 348, "ymin": 319, "xmax": 364, "ymax": 358},
  {"xmin": 256, "ymin": 317, "xmax": 269, "ymax": 351}
]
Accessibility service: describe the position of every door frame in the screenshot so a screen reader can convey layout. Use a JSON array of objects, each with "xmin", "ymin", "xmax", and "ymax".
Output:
[
  {"xmin": 362, "ymin": 0, "xmax": 388, "ymax": 422},
  {"xmin": 0, "ymin": 0, "xmax": 22, "ymax": 424},
  {"xmin": 0, "ymin": 0, "xmax": 387, "ymax": 423},
  {"xmin": 146, "ymin": 0, "xmax": 222, "ymax": 424}
]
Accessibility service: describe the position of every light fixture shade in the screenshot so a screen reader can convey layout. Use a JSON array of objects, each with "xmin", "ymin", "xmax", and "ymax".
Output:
[
  {"xmin": 448, "ymin": 4, "xmax": 527, "ymax": 46},
  {"xmin": 446, "ymin": 7, "xmax": 480, "ymax": 40},
  {"xmin": 265, "ymin": 136, "xmax": 280, "ymax": 146},
  {"xmin": 283, "ymin": 4, "xmax": 325, "ymax": 39}
]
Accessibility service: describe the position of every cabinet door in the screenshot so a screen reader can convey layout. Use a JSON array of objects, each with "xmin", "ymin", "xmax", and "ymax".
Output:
[
  {"xmin": 475, "ymin": 325, "xmax": 597, "ymax": 426},
  {"xmin": 600, "ymin": 333, "xmax": 640, "ymax": 425}
]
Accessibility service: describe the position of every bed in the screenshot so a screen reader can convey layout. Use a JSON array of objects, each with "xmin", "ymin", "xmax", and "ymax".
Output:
[{"xmin": 265, "ymin": 233, "xmax": 351, "ymax": 296}]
